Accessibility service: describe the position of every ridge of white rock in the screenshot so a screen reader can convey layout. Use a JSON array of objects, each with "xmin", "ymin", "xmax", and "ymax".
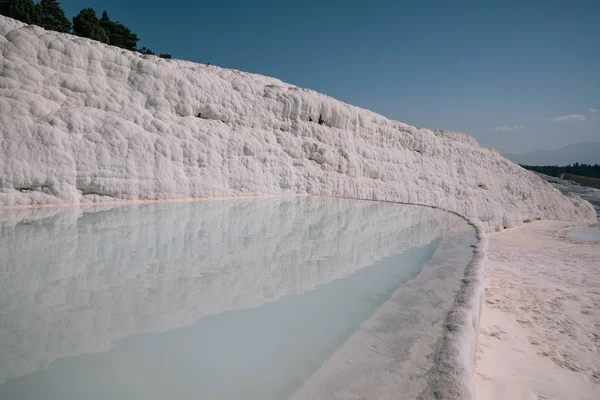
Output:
[
  {"xmin": 0, "ymin": 15, "xmax": 597, "ymax": 400},
  {"xmin": 0, "ymin": 16, "xmax": 595, "ymax": 233}
]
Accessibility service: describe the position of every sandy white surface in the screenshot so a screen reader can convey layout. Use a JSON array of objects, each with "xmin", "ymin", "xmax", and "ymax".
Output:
[{"xmin": 476, "ymin": 221, "xmax": 600, "ymax": 400}]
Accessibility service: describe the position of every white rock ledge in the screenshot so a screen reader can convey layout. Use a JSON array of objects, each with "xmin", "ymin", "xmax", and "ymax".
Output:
[
  {"xmin": 431, "ymin": 219, "xmax": 488, "ymax": 399},
  {"xmin": 0, "ymin": 15, "xmax": 596, "ymax": 400}
]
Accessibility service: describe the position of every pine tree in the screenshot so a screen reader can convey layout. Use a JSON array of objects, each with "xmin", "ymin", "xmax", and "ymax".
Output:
[
  {"xmin": 72, "ymin": 8, "xmax": 109, "ymax": 43},
  {"xmin": 0, "ymin": 0, "xmax": 37, "ymax": 24},
  {"xmin": 99, "ymin": 11, "xmax": 139, "ymax": 51},
  {"xmin": 159, "ymin": 53, "xmax": 172, "ymax": 59},
  {"xmin": 36, "ymin": 0, "xmax": 70, "ymax": 33}
]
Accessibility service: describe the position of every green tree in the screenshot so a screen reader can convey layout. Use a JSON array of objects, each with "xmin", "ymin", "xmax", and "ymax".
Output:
[
  {"xmin": 36, "ymin": 0, "xmax": 70, "ymax": 33},
  {"xmin": 159, "ymin": 53, "xmax": 172, "ymax": 59},
  {"xmin": 72, "ymin": 8, "xmax": 109, "ymax": 43},
  {"xmin": 0, "ymin": 0, "xmax": 37, "ymax": 24},
  {"xmin": 99, "ymin": 11, "xmax": 139, "ymax": 50}
]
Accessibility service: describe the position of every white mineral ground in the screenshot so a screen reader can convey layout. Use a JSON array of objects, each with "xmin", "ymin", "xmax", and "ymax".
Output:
[
  {"xmin": 476, "ymin": 221, "xmax": 600, "ymax": 400},
  {"xmin": 1, "ymin": 14, "xmax": 599, "ymax": 400}
]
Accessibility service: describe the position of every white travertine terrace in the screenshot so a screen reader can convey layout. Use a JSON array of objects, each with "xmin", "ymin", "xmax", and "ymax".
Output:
[
  {"xmin": 0, "ymin": 15, "xmax": 596, "ymax": 399},
  {"xmin": 0, "ymin": 16, "xmax": 595, "ymax": 234}
]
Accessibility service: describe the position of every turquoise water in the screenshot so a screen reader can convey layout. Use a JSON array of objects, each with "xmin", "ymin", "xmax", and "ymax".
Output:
[{"xmin": 0, "ymin": 197, "xmax": 475, "ymax": 400}]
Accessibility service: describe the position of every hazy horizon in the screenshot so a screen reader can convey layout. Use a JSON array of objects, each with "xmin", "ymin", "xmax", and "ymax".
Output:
[{"xmin": 503, "ymin": 141, "xmax": 600, "ymax": 165}]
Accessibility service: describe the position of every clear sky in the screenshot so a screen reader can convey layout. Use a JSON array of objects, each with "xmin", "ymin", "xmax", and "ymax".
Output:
[{"xmin": 58, "ymin": 0, "xmax": 599, "ymax": 154}]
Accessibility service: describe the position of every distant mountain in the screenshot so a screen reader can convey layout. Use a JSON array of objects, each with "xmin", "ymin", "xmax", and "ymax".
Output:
[{"xmin": 505, "ymin": 142, "xmax": 600, "ymax": 166}]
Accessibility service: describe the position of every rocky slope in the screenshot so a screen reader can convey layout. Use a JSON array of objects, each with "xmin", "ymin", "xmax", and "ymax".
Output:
[{"xmin": 0, "ymin": 15, "xmax": 595, "ymax": 233}]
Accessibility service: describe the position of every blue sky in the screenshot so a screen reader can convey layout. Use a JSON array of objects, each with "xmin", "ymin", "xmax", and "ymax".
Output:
[{"xmin": 58, "ymin": 0, "xmax": 599, "ymax": 154}]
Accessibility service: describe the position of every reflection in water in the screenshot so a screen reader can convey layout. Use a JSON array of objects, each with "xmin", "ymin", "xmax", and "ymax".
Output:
[{"xmin": 0, "ymin": 197, "xmax": 471, "ymax": 399}]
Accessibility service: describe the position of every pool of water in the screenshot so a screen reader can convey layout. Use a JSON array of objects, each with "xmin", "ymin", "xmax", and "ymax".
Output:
[
  {"xmin": 567, "ymin": 226, "xmax": 600, "ymax": 242},
  {"xmin": 0, "ymin": 197, "xmax": 476, "ymax": 400}
]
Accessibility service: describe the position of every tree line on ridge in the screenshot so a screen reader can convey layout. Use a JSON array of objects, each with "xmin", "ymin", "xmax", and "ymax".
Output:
[
  {"xmin": 0, "ymin": 0, "xmax": 172, "ymax": 58},
  {"xmin": 521, "ymin": 163, "xmax": 600, "ymax": 179}
]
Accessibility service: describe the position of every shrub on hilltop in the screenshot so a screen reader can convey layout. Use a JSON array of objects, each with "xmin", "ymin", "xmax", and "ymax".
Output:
[{"xmin": 139, "ymin": 46, "xmax": 155, "ymax": 55}]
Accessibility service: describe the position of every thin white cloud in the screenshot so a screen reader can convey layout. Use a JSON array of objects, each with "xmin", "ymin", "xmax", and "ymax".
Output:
[
  {"xmin": 590, "ymin": 108, "xmax": 598, "ymax": 113},
  {"xmin": 494, "ymin": 125, "xmax": 524, "ymax": 132},
  {"xmin": 551, "ymin": 114, "xmax": 586, "ymax": 121},
  {"xmin": 550, "ymin": 114, "xmax": 586, "ymax": 121}
]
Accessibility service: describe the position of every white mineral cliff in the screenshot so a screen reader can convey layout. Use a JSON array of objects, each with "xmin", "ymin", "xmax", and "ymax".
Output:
[{"xmin": 0, "ymin": 16, "xmax": 595, "ymax": 233}]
